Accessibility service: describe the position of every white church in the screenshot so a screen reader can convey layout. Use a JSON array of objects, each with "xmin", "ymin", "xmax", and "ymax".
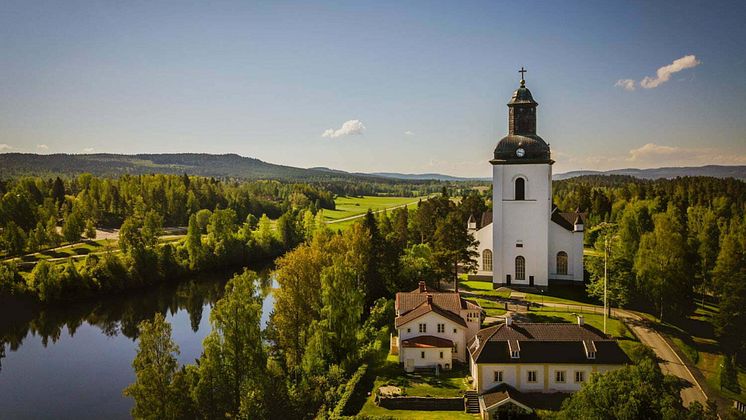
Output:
[{"xmin": 469, "ymin": 73, "xmax": 585, "ymax": 288}]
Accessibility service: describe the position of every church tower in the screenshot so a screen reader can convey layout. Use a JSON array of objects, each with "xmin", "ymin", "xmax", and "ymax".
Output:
[{"xmin": 491, "ymin": 70, "xmax": 553, "ymax": 287}]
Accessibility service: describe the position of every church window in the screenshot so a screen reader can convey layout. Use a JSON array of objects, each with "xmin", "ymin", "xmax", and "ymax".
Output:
[
  {"xmin": 515, "ymin": 177, "xmax": 525, "ymax": 200},
  {"xmin": 515, "ymin": 256, "xmax": 526, "ymax": 281},
  {"xmin": 557, "ymin": 251, "xmax": 568, "ymax": 275},
  {"xmin": 482, "ymin": 249, "xmax": 493, "ymax": 271}
]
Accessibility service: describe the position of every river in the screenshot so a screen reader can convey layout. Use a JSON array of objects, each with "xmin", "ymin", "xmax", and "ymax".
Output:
[{"xmin": 0, "ymin": 265, "xmax": 275, "ymax": 419}]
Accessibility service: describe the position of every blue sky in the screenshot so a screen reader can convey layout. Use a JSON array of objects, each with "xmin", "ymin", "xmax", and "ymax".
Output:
[{"xmin": 1, "ymin": 0, "xmax": 744, "ymax": 176}]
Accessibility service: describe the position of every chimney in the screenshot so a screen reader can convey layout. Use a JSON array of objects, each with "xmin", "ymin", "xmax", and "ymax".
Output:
[
  {"xmin": 426, "ymin": 294, "xmax": 433, "ymax": 305},
  {"xmin": 419, "ymin": 281, "xmax": 426, "ymax": 293},
  {"xmin": 576, "ymin": 314, "xmax": 585, "ymax": 326},
  {"xmin": 505, "ymin": 315, "xmax": 513, "ymax": 326}
]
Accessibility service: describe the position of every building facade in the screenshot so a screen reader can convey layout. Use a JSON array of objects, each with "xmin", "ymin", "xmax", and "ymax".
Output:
[
  {"xmin": 393, "ymin": 282, "xmax": 482, "ymax": 371},
  {"xmin": 468, "ymin": 316, "xmax": 630, "ymax": 418}
]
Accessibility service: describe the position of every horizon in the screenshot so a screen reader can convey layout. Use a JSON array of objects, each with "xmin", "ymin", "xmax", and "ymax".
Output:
[
  {"xmin": 3, "ymin": 150, "xmax": 746, "ymax": 179},
  {"xmin": 1, "ymin": 1, "xmax": 745, "ymax": 177}
]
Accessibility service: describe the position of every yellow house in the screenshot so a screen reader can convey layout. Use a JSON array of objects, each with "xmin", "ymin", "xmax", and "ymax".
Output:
[{"xmin": 467, "ymin": 316, "xmax": 630, "ymax": 418}]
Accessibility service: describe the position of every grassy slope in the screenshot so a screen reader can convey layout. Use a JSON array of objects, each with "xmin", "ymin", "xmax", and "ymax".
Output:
[{"xmin": 324, "ymin": 196, "xmax": 425, "ymax": 222}]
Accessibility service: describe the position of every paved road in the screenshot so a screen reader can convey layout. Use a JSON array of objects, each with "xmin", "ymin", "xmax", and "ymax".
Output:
[{"xmin": 614, "ymin": 308, "xmax": 708, "ymax": 407}]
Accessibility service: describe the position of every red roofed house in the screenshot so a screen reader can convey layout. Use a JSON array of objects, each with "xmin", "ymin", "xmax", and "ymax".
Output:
[{"xmin": 393, "ymin": 281, "xmax": 482, "ymax": 371}]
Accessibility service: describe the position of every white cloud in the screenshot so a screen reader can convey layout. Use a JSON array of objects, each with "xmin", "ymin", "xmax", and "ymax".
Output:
[
  {"xmin": 322, "ymin": 119, "xmax": 366, "ymax": 139},
  {"xmin": 0, "ymin": 144, "xmax": 12, "ymax": 152},
  {"xmin": 36, "ymin": 144, "xmax": 49, "ymax": 151},
  {"xmin": 404, "ymin": 130, "xmax": 415, "ymax": 136},
  {"xmin": 616, "ymin": 55, "xmax": 701, "ymax": 91},
  {"xmin": 640, "ymin": 55, "xmax": 701, "ymax": 89},
  {"xmin": 82, "ymin": 147, "xmax": 95, "ymax": 153},
  {"xmin": 614, "ymin": 79, "xmax": 636, "ymax": 91}
]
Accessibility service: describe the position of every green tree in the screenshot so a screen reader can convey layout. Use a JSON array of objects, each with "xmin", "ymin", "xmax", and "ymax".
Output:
[
  {"xmin": 634, "ymin": 211, "xmax": 694, "ymax": 321},
  {"xmin": 558, "ymin": 358, "xmax": 686, "ymax": 419},
  {"xmin": 433, "ymin": 211, "xmax": 478, "ymax": 290},
  {"xmin": 184, "ymin": 214, "xmax": 203, "ymax": 270},
  {"xmin": 194, "ymin": 270, "xmax": 267, "ymax": 418},
  {"xmin": 84, "ymin": 219, "xmax": 97, "ymax": 239},
  {"xmin": 720, "ymin": 354, "xmax": 741, "ymax": 394},
  {"xmin": 123, "ymin": 313, "xmax": 192, "ymax": 419},
  {"xmin": 2, "ymin": 221, "xmax": 27, "ymax": 255},
  {"xmin": 713, "ymin": 219, "xmax": 746, "ymax": 356},
  {"xmin": 62, "ymin": 209, "xmax": 84, "ymax": 243}
]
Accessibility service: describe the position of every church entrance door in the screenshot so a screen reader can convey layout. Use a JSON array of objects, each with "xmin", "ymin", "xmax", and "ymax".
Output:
[{"xmin": 529, "ymin": 276, "xmax": 534, "ymax": 286}]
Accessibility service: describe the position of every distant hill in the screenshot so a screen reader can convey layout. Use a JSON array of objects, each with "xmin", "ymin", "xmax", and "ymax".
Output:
[
  {"xmin": 368, "ymin": 172, "xmax": 489, "ymax": 182},
  {"xmin": 0, "ymin": 153, "xmax": 380, "ymax": 181},
  {"xmin": 554, "ymin": 165, "xmax": 746, "ymax": 181}
]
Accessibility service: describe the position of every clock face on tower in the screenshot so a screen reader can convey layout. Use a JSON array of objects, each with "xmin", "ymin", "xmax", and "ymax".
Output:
[{"xmin": 516, "ymin": 148, "xmax": 525, "ymax": 157}]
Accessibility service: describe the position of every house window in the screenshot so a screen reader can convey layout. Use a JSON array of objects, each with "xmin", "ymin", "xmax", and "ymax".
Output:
[
  {"xmin": 557, "ymin": 251, "xmax": 568, "ymax": 275},
  {"xmin": 527, "ymin": 371, "xmax": 537, "ymax": 383},
  {"xmin": 494, "ymin": 371, "xmax": 503, "ymax": 382},
  {"xmin": 407, "ymin": 328, "xmax": 411, "ymax": 333},
  {"xmin": 453, "ymin": 343, "xmax": 458, "ymax": 354},
  {"xmin": 515, "ymin": 177, "xmax": 525, "ymax": 200},
  {"xmin": 440, "ymin": 351, "xmax": 444, "ymax": 359},
  {"xmin": 419, "ymin": 323, "xmax": 426, "ymax": 333},
  {"xmin": 515, "ymin": 256, "xmax": 526, "ymax": 281},
  {"xmin": 556, "ymin": 371, "xmax": 566, "ymax": 383},
  {"xmin": 421, "ymin": 351, "xmax": 425, "ymax": 359},
  {"xmin": 575, "ymin": 371, "xmax": 585, "ymax": 383},
  {"xmin": 510, "ymin": 350, "xmax": 520, "ymax": 359},
  {"xmin": 437, "ymin": 323, "xmax": 445, "ymax": 333},
  {"xmin": 482, "ymin": 249, "xmax": 493, "ymax": 271},
  {"xmin": 453, "ymin": 328, "xmax": 457, "ymax": 333}
]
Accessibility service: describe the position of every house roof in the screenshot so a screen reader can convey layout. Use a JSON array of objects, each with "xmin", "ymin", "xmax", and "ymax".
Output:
[
  {"xmin": 551, "ymin": 208, "xmax": 587, "ymax": 232},
  {"xmin": 395, "ymin": 300, "xmax": 467, "ymax": 328},
  {"xmin": 480, "ymin": 383, "xmax": 533, "ymax": 413},
  {"xmin": 480, "ymin": 211, "xmax": 493, "ymax": 229},
  {"xmin": 401, "ymin": 335, "xmax": 454, "ymax": 348},
  {"xmin": 468, "ymin": 322, "xmax": 630, "ymax": 365},
  {"xmin": 396, "ymin": 289, "xmax": 479, "ymax": 316},
  {"xmin": 394, "ymin": 286, "xmax": 480, "ymax": 329}
]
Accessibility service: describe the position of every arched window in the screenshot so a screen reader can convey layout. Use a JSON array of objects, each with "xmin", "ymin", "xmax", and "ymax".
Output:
[
  {"xmin": 482, "ymin": 249, "xmax": 493, "ymax": 271},
  {"xmin": 557, "ymin": 251, "xmax": 568, "ymax": 275},
  {"xmin": 515, "ymin": 178, "xmax": 525, "ymax": 200},
  {"xmin": 515, "ymin": 256, "xmax": 525, "ymax": 280}
]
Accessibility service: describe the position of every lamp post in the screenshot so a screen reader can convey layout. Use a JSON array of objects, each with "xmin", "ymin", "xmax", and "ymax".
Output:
[{"xmin": 604, "ymin": 236, "xmax": 609, "ymax": 335}]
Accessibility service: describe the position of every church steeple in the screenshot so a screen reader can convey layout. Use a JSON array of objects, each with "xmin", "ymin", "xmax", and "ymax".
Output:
[
  {"xmin": 492, "ymin": 68, "xmax": 550, "ymax": 164},
  {"xmin": 508, "ymin": 69, "xmax": 538, "ymax": 136}
]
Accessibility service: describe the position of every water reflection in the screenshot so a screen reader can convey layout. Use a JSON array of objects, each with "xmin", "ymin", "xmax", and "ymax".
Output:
[{"xmin": 0, "ymin": 264, "xmax": 274, "ymax": 419}]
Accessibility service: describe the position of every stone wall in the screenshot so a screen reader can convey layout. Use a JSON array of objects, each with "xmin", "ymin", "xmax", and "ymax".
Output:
[{"xmin": 377, "ymin": 395, "xmax": 464, "ymax": 411}]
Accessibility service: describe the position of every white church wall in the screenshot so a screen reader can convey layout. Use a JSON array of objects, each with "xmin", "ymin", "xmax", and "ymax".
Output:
[
  {"xmin": 473, "ymin": 224, "xmax": 493, "ymax": 276},
  {"xmin": 548, "ymin": 222, "xmax": 582, "ymax": 282},
  {"xmin": 493, "ymin": 163, "xmax": 551, "ymax": 287}
]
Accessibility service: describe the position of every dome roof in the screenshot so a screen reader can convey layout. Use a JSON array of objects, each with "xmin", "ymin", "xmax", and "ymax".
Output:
[
  {"xmin": 508, "ymin": 80, "xmax": 537, "ymax": 106},
  {"xmin": 493, "ymin": 134, "xmax": 551, "ymax": 162}
]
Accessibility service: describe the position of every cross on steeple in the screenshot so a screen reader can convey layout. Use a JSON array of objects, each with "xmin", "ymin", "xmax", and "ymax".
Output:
[{"xmin": 518, "ymin": 66, "xmax": 527, "ymax": 80}]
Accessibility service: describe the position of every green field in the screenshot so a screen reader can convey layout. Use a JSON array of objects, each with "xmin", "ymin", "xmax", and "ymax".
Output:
[{"xmin": 324, "ymin": 195, "xmax": 427, "ymax": 223}]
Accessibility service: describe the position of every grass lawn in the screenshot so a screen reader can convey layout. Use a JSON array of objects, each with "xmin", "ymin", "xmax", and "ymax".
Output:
[
  {"xmin": 357, "ymin": 351, "xmax": 474, "ymax": 419},
  {"xmin": 17, "ymin": 239, "xmax": 118, "ymax": 263},
  {"xmin": 471, "ymin": 297, "xmax": 507, "ymax": 318},
  {"xmin": 523, "ymin": 285, "xmax": 599, "ymax": 307},
  {"xmin": 323, "ymin": 195, "xmax": 427, "ymax": 223},
  {"xmin": 460, "ymin": 280, "xmax": 511, "ymax": 298}
]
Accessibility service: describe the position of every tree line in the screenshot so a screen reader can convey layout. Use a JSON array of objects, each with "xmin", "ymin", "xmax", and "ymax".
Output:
[
  {"xmin": 0, "ymin": 173, "xmax": 336, "ymax": 257},
  {"xmin": 558, "ymin": 176, "xmax": 746, "ymax": 389}
]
